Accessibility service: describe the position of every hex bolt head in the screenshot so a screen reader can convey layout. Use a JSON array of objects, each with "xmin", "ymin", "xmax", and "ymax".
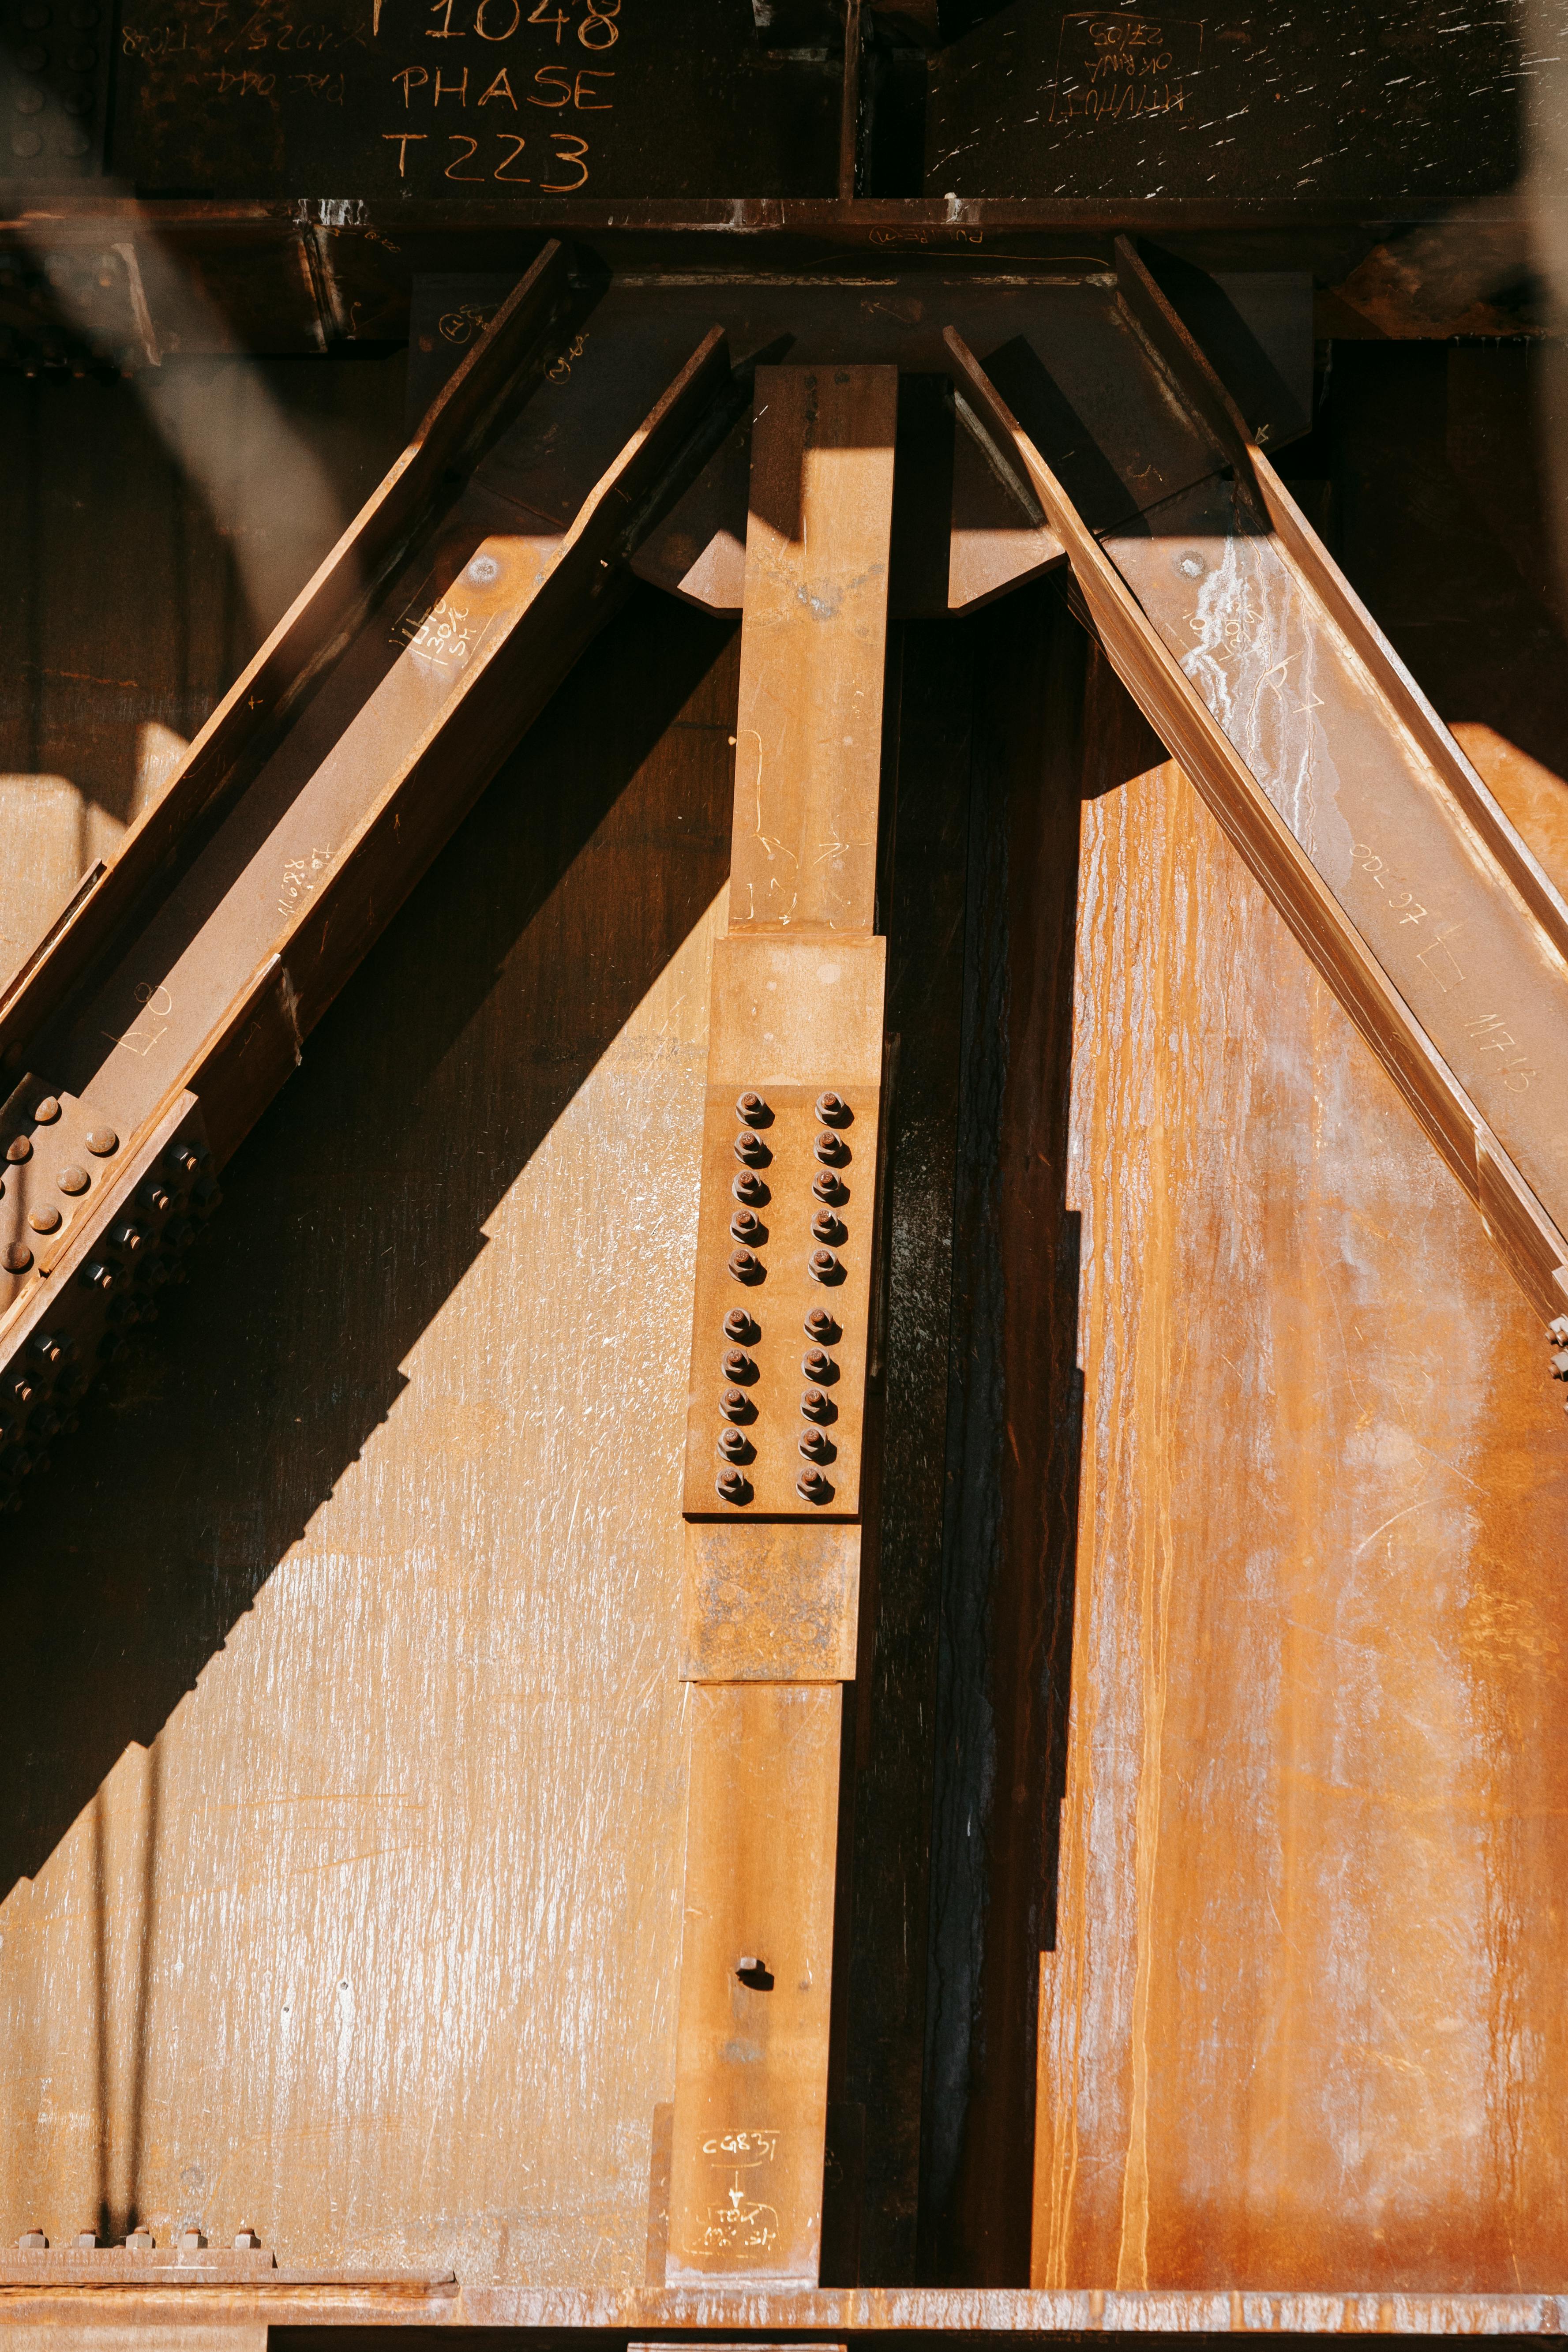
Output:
[
  {"xmin": 730, "ymin": 1208, "xmax": 762, "ymax": 1242},
  {"xmin": 127, "ymin": 2230, "xmax": 154, "ymax": 2251},
  {"xmin": 80, "ymin": 1260, "xmax": 116, "ymax": 1292},
  {"xmin": 801, "ymin": 1386, "xmax": 831, "ymax": 1419},
  {"xmin": 733, "ymin": 1129, "xmax": 768, "ymax": 1165},
  {"xmin": 2, "ymin": 1243, "xmax": 32, "ymax": 1273},
  {"xmin": 728, "ymin": 1247, "xmax": 762, "ymax": 1283},
  {"xmin": 85, "ymin": 1126, "xmax": 118, "ymax": 1155},
  {"xmin": 27, "ymin": 1206, "xmax": 60, "ymax": 1234},
  {"xmin": 732, "ymin": 1169, "xmax": 766, "ymax": 1205},
  {"xmin": 32, "ymin": 1096, "xmax": 60, "ymax": 1124},
  {"xmin": 722, "ymin": 1309, "xmax": 755, "ymax": 1344},
  {"xmin": 111, "ymin": 1221, "xmax": 146, "ymax": 1253},
  {"xmin": 799, "ymin": 1427, "xmax": 832, "ymax": 1461},
  {"xmin": 5, "ymin": 1136, "xmax": 31, "ymax": 1163},
  {"xmin": 57, "ymin": 1164, "xmax": 90, "ymax": 1195},
  {"xmin": 811, "ymin": 1169, "xmax": 842, "ymax": 1202},
  {"xmin": 716, "ymin": 1426, "xmax": 750, "ymax": 1462},
  {"xmin": 812, "ymin": 1130, "xmax": 848, "ymax": 1165},
  {"xmin": 720, "ymin": 1346, "xmax": 755, "ymax": 1381},
  {"xmin": 735, "ymin": 1090, "xmax": 769, "ymax": 1123},
  {"xmin": 796, "ymin": 1467, "xmax": 832, "ymax": 1503},
  {"xmin": 716, "ymin": 1467, "xmax": 750, "ymax": 1504},
  {"xmin": 814, "ymin": 1090, "xmax": 850, "ymax": 1124},
  {"xmin": 720, "ymin": 1385, "xmax": 750, "ymax": 1420},
  {"xmin": 18, "ymin": 2231, "xmax": 46, "ymax": 2250},
  {"xmin": 808, "ymin": 1247, "xmax": 839, "ymax": 1282},
  {"xmin": 804, "ymin": 1307, "xmax": 839, "ymax": 1343},
  {"xmin": 810, "ymin": 1208, "xmax": 843, "ymax": 1243},
  {"xmin": 233, "ymin": 2230, "xmax": 260, "ymax": 2251},
  {"xmin": 802, "ymin": 1347, "xmax": 834, "ymax": 1381},
  {"xmin": 167, "ymin": 1144, "xmax": 199, "ymax": 1179},
  {"xmin": 76, "ymin": 2232, "xmax": 98, "ymax": 2249},
  {"xmin": 141, "ymin": 1179, "xmax": 173, "ymax": 1215}
]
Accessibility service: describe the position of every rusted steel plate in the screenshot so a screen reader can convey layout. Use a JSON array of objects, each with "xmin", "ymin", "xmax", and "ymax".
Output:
[
  {"xmin": 680, "ymin": 1523, "xmax": 860, "ymax": 1683},
  {"xmin": 944, "ymin": 307, "xmax": 1568, "ymax": 1321},
  {"xmin": 666, "ymin": 1682, "xmax": 842, "ymax": 2286},
  {"xmin": 682, "ymin": 937, "xmax": 885, "ymax": 1521},
  {"xmin": 0, "ymin": 299, "xmax": 734, "ymax": 1505},
  {"xmin": 728, "ymin": 365, "xmax": 895, "ymax": 936}
]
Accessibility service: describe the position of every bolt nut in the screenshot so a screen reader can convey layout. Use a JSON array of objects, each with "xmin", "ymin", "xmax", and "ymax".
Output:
[
  {"xmin": 799, "ymin": 1426, "xmax": 833, "ymax": 1461},
  {"xmin": 722, "ymin": 1308, "xmax": 755, "ymax": 1344},
  {"xmin": 57, "ymin": 1165, "xmax": 90, "ymax": 1195},
  {"xmin": 732, "ymin": 1169, "xmax": 766, "ymax": 1205},
  {"xmin": 111, "ymin": 1221, "xmax": 146, "ymax": 1254},
  {"xmin": 5, "ymin": 1136, "xmax": 31, "ymax": 1163},
  {"xmin": 810, "ymin": 1208, "xmax": 843, "ymax": 1243},
  {"xmin": 814, "ymin": 1090, "xmax": 850, "ymax": 1125},
  {"xmin": 808, "ymin": 1247, "xmax": 840, "ymax": 1282},
  {"xmin": 734, "ymin": 1129, "xmax": 769, "ymax": 1165},
  {"xmin": 802, "ymin": 1386, "xmax": 832, "ymax": 1419},
  {"xmin": 80, "ymin": 1260, "xmax": 116, "ymax": 1292},
  {"xmin": 233, "ymin": 2230, "xmax": 260, "ymax": 2251},
  {"xmin": 2, "ymin": 1243, "xmax": 32, "ymax": 1273},
  {"xmin": 716, "ymin": 1467, "xmax": 750, "ymax": 1504},
  {"xmin": 811, "ymin": 1169, "xmax": 843, "ymax": 1202},
  {"xmin": 728, "ymin": 1248, "xmax": 762, "ymax": 1283},
  {"xmin": 86, "ymin": 1126, "xmax": 118, "ymax": 1155},
  {"xmin": 31, "ymin": 1329, "xmax": 73, "ymax": 1365},
  {"xmin": 735, "ymin": 1090, "xmax": 769, "ymax": 1123},
  {"xmin": 796, "ymin": 1466, "xmax": 832, "ymax": 1504},
  {"xmin": 127, "ymin": 2231, "xmax": 154, "ymax": 2251},
  {"xmin": 167, "ymin": 1144, "xmax": 199, "ymax": 1179},
  {"xmin": 730, "ymin": 1208, "xmax": 762, "ymax": 1242},
  {"xmin": 27, "ymin": 1206, "xmax": 60, "ymax": 1234},
  {"xmin": 17, "ymin": 2232, "xmax": 46, "ymax": 2250},
  {"xmin": 720, "ymin": 1385, "xmax": 750, "ymax": 1420},
  {"xmin": 140, "ymin": 1178, "xmax": 173, "ymax": 1215},
  {"xmin": 804, "ymin": 1306, "xmax": 839, "ymax": 1343},
  {"xmin": 802, "ymin": 1347, "xmax": 834, "ymax": 1381},
  {"xmin": 720, "ymin": 1346, "xmax": 755, "ymax": 1381},
  {"xmin": 32, "ymin": 1096, "xmax": 60, "ymax": 1124},
  {"xmin": 813, "ymin": 1129, "xmax": 848, "ymax": 1165},
  {"xmin": 76, "ymin": 2233, "xmax": 98, "ymax": 2250},
  {"xmin": 716, "ymin": 1426, "xmax": 750, "ymax": 1462}
]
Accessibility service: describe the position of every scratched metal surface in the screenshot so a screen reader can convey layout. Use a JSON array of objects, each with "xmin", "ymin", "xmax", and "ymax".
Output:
[{"xmin": 1040, "ymin": 734, "xmax": 1568, "ymax": 2290}]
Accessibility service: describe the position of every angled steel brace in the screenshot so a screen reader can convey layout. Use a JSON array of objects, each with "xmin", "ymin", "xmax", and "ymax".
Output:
[{"xmin": 0, "ymin": 244, "xmax": 737, "ymax": 1505}]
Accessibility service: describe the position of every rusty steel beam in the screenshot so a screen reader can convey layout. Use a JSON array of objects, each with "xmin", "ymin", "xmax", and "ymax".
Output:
[
  {"xmin": 946, "ymin": 281, "xmax": 1568, "ymax": 1329},
  {"xmin": 0, "ymin": 249, "xmax": 739, "ymax": 1507},
  {"xmin": 667, "ymin": 364, "xmax": 898, "ymax": 2287}
]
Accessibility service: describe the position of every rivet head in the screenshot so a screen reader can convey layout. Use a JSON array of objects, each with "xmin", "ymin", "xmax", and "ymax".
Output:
[
  {"xmin": 27, "ymin": 1206, "xmax": 60, "ymax": 1234},
  {"xmin": 804, "ymin": 1307, "xmax": 839, "ymax": 1343},
  {"xmin": 2, "ymin": 1242, "xmax": 31, "ymax": 1273},
  {"xmin": 728, "ymin": 1247, "xmax": 762, "ymax": 1283},
  {"xmin": 32, "ymin": 1095, "xmax": 60, "ymax": 1124},
  {"xmin": 5, "ymin": 1137, "xmax": 30, "ymax": 1163},
  {"xmin": 814, "ymin": 1090, "xmax": 850, "ymax": 1125},
  {"xmin": 57, "ymin": 1165, "xmax": 89, "ymax": 1195},
  {"xmin": 796, "ymin": 1467, "xmax": 832, "ymax": 1504},
  {"xmin": 808, "ymin": 1247, "xmax": 839, "ymax": 1281},
  {"xmin": 86, "ymin": 1126, "xmax": 118, "ymax": 1155},
  {"xmin": 722, "ymin": 1309, "xmax": 755, "ymax": 1344},
  {"xmin": 716, "ymin": 1467, "xmax": 750, "ymax": 1504},
  {"xmin": 735, "ymin": 1090, "xmax": 769, "ymax": 1123}
]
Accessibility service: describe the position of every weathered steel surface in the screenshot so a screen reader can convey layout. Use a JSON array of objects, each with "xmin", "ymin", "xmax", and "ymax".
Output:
[
  {"xmin": 681, "ymin": 1523, "xmax": 860, "ymax": 1682},
  {"xmin": 945, "ymin": 260, "xmax": 1568, "ymax": 1320},
  {"xmin": 667, "ymin": 1683, "xmax": 843, "ymax": 2286},
  {"xmin": 683, "ymin": 935, "xmax": 884, "ymax": 1519},
  {"xmin": 1038, "ymin": 728, "xmax": 1568, "ymax": 2290}
]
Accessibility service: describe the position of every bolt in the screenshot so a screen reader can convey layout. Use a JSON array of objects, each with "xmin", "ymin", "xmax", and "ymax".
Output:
[
  {"xmin": 80, "ymin": 1260, "xmax": 116, "ymax": 1293},
  {"xmin": 735, "ymin": 1090, "xmax": 769, "ymax": 1123},
  {"xmin": 813, "ymin": 1130, "xmax": 848, "ymax": 1165},
  {"xmin": 5, "ymin": 1137, "xmax": 30, "ymax": 1163},
  {"xmin": 728, "ymin": 1247, "xmax": 762, "ymax": 1283},
  {"xmin": 167, "ymin": 1144, "xmax": 199, "ymax": 1180},
  {"xmin": 76, "ymin": 2232, "xmax": 97, "ymax": 2249},
  {"xmin": 111, "ymin": 1221, "xmax": 146, "ymax": 1254},
  {"xmin": 32, "ymin": 1330, "xmax": 71, "ymax": 1364},
  {"xmin": 808, "ymin": 1247, "xmax": 839, "ymax": 1282},
  {"xmin": 716, "ymin": 1467, "xmax": 749, "ymax": 1504},
  {"xmin": 730, "ymin": 1208, "xmax": 762, "ymax": 1242},
  {"xmin": 85, "ymin": 1126, "xmax": 118, "ymax": 1155},
  {"xmin": 804, "ymin": 1307, "xmax": 838, "ymax": 1343},
  {"xmin": 57, "ymin": 1164, "xmax": 90, "ymax": 1195},
  {"xmin": 180, "ymin": 2229, "xmax": 204, "ymax": 2252},
  {"xmin": 797, "ymin": 1467, "xmax": 832, "ymax": 1504},
  {"xmin": 720, "ymin": 1385, "xmax": 750, "ymax": 1420},
  {"xmin": 802, "ymin": 1386, "xmax": 831, "ymax": 1419},
  {"xmin": 6, "ymin": 1374, "xmax": 34, "ymax": 1406},
  {"xmin": 127, "ymin": 2231, "xmax": 154, "ymax": 2251},
  {"xmin": 191, "ymin": 1174, "xmax": 220, "ymax": 1211},
  {"xmin": 802, "ymin": 1347, "xmax": 834, "ymax": 1381},
  {"xmin": 233, "ymin": 2230, "xmax": 261, "ymax": 2251},
  {"xmin": 2, "ymin": 1243, "xmax": 32, "ymax": 1273},
  {"xmin": 33, "ymin": 1408, "xmax": 60, "ymax": 1440},
  {"xmin": 722, "ymin": 1309, "xmax": 755, "ymax": 1344},
  {"xmin": 810, "ymin": 1208, "xmax": 843, "ymax": 1243},
  {"xmin": 815, "ymin": 1090, "xmax": 849, "ymax": 1124},
  {"xmin": 165, "ymin": 1217, "xmax": 196, "ymax": 1251},
  {"xmin": 141, "ymin": 1259, "xmax": 169, "ymax": 1289},
  {"xmin": 811, "ymin": 1169, "xmax": 843, "ymax": 1202},
  {"xmin": 140, "ymin": 1178, "xmax": 173, "ymax": 1215},
  {"xmin": 720, "ymin": 1346, "xmax": 755, "ymax": 1381},
  {"xmin": 26, "ymin": 1206, "xmax": 60, "ymax": 1234},
  {"xmin": 716, "ymin": 1426, "xmax": 749, "ymax": 1462},
  {"xmin": 734, "ymin": 1129, "xmax": 768, "ymax": 1165},
  {"xmin": 17, "ymin": 2232, "xmax": 45, "ymax": 2250},
  {"xmin": 31, "ymin": 1095, "xmax": 60, "ymax": 1124},
  {"xmin": 732, "ymin": 1169, "xmax": 766, "ymax": 1205}
]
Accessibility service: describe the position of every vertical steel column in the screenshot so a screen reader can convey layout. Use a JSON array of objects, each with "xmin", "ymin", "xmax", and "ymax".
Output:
[{"xmin": 666, "ymin": 365, "xmax": 897, "ymax": 2285}]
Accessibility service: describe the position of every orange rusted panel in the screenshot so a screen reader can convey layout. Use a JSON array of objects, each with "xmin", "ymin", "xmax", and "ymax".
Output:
[
  {"xmin": 680, "ymin": 1522, "xmax": 860, "ymax": 1683},
  {"xmin": 1036, "ymin": 746, "xmax": 1568, "ymax": 2292},
  {"xmin": 666, "ymin": 1682, "xmax": 842, "ymax": 2286}
]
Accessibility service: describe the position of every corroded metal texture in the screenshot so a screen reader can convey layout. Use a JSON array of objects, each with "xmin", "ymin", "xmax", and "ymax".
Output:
[{"xmin": 681, "ymin": 1523, "xmax": 860, "ymax": 1683}]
